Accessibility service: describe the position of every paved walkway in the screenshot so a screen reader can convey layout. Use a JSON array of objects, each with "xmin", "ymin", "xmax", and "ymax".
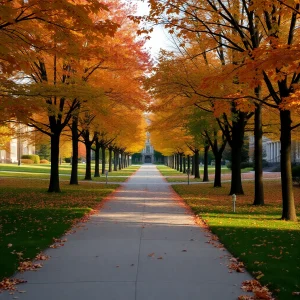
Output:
[{"xmin": 1, "ymin": 165, "xmax": 252, "ymax": 300}]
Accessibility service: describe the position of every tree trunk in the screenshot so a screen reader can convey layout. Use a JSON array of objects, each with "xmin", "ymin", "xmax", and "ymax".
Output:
[
  {"xmin": 176, "ymin": 154, "xmax": 180, "ymax": 171},
  {"xmin": 203, "ymin": 145, "xmax": 209, "ymax": 182},
  {"xmin": 173, "ymin": 154, "xmax": 176, "ymax": 169},
  {"xmin": 253, "ymin": 101, "xmax": 264, "ymax": 205},
  {"xmin": 194, "ymin": 150, "xmax": 200, "ymax": 179},
  {"xmin": 119, "ymin": 152, "xmax": 122, "ymax": 170},
  {"xmin": 109, "ymin": 148, "xmax": 113, "ymax": 172},
  {"xmin": 85, "ymin": 142, "xmax": 92, "ymax": 180},
  {"xmin": 179, "ymin": 153, "xmax": 183, "ymax": 172},
  {"xmin": 229, "ymin": 118, "xmax": 245, "ymax": 195},
  {"xmin": 187, "ymin": 155, "xmax": 190, "ymax": 172},
  {"xmin": 280, "ymin": 110, "xmax": 297, "ymax": 221},
  {"xmin": 114, "ymin": 150, "xmax": 118, "ymax": 171},
  {"xmin": 70, "ymin": 116, "xmax": 78, "ymax": 185},
  {"xmin": 191, "ymin": 155, "xmax": 195, "ymax": 175},
  {"xmin": 101, "ymin": 145, "xmax": 106, "ymax": 174},
  {"xmin": 214, "ymin": 153, "xmax": 222, "ymax": 187},
  {"xmin": 183, "ymin": 156, "xmax": 186, "ymax": 173},
  {"xmin": 94, "ymin": 144, "xmax": 100, "ymax": 177},
  {"xmin": 48, "ymin": 132, "xmax": 61, "ymax": 192}
]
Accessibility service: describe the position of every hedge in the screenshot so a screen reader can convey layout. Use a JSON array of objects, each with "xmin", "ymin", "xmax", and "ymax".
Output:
[
  {"xmin": 21, "ymin": 154, "xmax": 40, "ymax": 164},
  {"xmin": 20, "ymin": 159, "xmax": 34, "ymax": 164}
]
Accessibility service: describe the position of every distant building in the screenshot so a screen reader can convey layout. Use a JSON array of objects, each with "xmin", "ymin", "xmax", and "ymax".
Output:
[
  {"xmin": 249, "ymin": 136, "xmax": 300, "ymax": 164},
  {"xmin": 141, "ymin": 132, "xmax": 154, "ymax": 163},
  {"xmin": 0, "ymin": 124, "xmax": 35, "ymax": 163},
  {"xmin": 132, "ymin": 132, "xmax": 164, "ymax": 164}
]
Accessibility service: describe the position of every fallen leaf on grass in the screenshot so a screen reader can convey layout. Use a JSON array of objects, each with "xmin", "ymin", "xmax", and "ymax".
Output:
[
  {"xmin": 241, "ymin": 280, "xmax": 274, "ymax": 300},
  {"xmin": 228, "ymin": 261, "xmax": 245, "ymax": 273},
  {"xmin": 292, "ymin": 292, "xmax": 300, "ymax": 296}
]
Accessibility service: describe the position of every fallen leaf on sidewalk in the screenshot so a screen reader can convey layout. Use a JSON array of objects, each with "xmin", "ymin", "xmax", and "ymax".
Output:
[
  {"xmin": 18, "ymin": 261, "xmax": 42, "ymax": 272},
  {"xmin": 0, "ymin": 278, "xmax": 27, "ymax": 292},
  {"xmin": 35, "ymin": 253, "xmax": 50, "ymax": 261},
  {"xmin": 182, "ymin": 250, "xmax": 187, "ymax": 252},
  {"xmin": 157, "ymin": 257, "xmax": 163, "ymax": 259},
  {"xmin": 148, "ymin": 252, "xmax": 155, "ymax": 257}
]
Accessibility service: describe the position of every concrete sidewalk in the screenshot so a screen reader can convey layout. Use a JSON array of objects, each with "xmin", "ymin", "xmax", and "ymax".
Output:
[{"xmin": 0, "ymin": 165, "xmax": 253, "ymax": 300}]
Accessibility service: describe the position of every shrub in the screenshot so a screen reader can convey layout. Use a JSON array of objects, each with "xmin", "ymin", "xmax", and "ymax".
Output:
[
  {"xmin": 21, "ymin": 154, "xmax": 40, "ymax": 164},
  {"xmin": 292, "ymin": 166, "xmax": 300, "ymax": 186},
  {"xmin": 226, "ymin": 161, "xmax": 254, "ymax": 170},
  {"xmin": 292, "ymin": 165, "xmax": 300, "ymax": 177},
  {"xmin": 241, "ymin": 162, "xmax": 254, "ymax": 169},
  {"xmin": 21, "ymin": 159, "xmax": 34, "ymax": 164},
  {"xmin": 40, "ymin": 159, "xmax": 49, "ymax": 164},
  {"xmin": 65, "ymin": 157, "xmax": 71, "ymax": 163}
]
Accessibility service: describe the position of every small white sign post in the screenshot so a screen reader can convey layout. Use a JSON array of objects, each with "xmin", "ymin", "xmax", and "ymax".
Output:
[
  {"xmin": 232, "ymin": 194, "xmax": 236, "ymax": 213},
  {"xmin": 186, "ymin": 169, "xmax": 191, "ymax": 185}
]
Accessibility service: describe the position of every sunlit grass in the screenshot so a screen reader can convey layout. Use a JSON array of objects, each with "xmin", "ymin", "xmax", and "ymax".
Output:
[
  {"xmin": 157, "ymin": 165, "xmax": 253, "ymax": 182},
  {"xmin": 173, "ymin": 181, "xmax": 300, "ymax": 299},
  {"xmin": 0, "ymin": 164, "xmax": 140, "ymax": 181},
  {"xmin": 0, "ymin": 178, "xmax": 119, "ymax": 281}
]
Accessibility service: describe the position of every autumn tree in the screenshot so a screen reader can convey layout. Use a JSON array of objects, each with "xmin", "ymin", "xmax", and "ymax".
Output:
[{"xmin": 141, "ymin": 0, "xmax": 300, "ymax": 220}]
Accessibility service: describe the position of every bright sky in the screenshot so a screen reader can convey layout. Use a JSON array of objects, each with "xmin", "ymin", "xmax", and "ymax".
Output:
[{"xmin": 131, "ymin": 0, "xmax": 173, "ymax": 60}]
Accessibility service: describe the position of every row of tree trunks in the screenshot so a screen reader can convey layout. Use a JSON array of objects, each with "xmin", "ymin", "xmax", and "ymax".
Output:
[{"xmin": 166, "ymin": 153, "xmax": 200, "ymax": 179}]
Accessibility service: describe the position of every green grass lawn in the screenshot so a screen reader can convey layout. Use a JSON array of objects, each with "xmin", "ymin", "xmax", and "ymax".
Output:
[
  {"xmin": 0, "ymin": 178, "xmax": 119, "ymax": 281},
  {"xmin": 0, "ymin": 164, "xmax": 140, "ymax": 182},
  {"xmin": 156, "ymin": 165, "xmax": 252, "ymax": 182},
  {"xmin": 172, "ymin": 181, "xmax": 300, "ymax": 299}
]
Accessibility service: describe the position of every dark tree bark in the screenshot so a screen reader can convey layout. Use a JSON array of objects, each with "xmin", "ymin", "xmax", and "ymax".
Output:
[
  {"xmin": 94, "ymin": 143, "xmax": 100, "ymax": 178},
  {"xmin": 183, "ymin": 156, "xmax": 186, "ymax": 173},
  {"xmin": 280, "ymin": 110, "xmax": 297, "ymax": 221},
  {"xmin": 119, "ymin": 151, "xmax": 122, "ymax": 170},
  {"xmin": 179, "ymin": 153, "xmax": 183, "ymax": 172},
  {"xmin": 214, "ymin": 153, "xmax": 222, "ymax": 187},
  {"xmin": 230, "ymin": 140, "xmax": 244, "ymax": 195},
  {"xmin": 70, "ymin": 115, "xmax": 79, "ymax": 185},
  {"xmin": 187, "ymin": 155, "xmax": 190, "ymax": 172},
  {"xmin": 194, "ymin": 150, "xmax": 200, "ymax": 179},
  {"xmin": 48, "ymin": 132, "xmax": 61, "ymax": 192},
  {"xmin": 191, "ymin": 155, "xmax": 195, "ymax": 175},
  {"xmin": 85, "ymin": 143, "xmax": 92, "ymax": 180},
  {"xmin": 253, "ymin": 101, "xmax": 264, "ymax": 205},
  {"xmin": 229, "ymin": 115, "xmax": 247, "ymax": 195},
  {"xmin": 176, "ymin": 154, "xmax": 180, "ymax": 171},
  {"xmin": 82, "ymin": 129, "xmax": 96, "ymax": 181},
  {"xmin": 203, "ymin": 145, "xmax": 209, "ymax": 182},
  {"xmin": 109, "ymin": 147, "xmax": 113, "ymax": 172},
  {"xmin": 205, "ymin": 130, "xmax": 227, "ymax": 188},
  {"xmin": 173, "ymin": 154, "xmax": 176, "ymax": 169},
  {"xmin": 114, "ymin": 149, "xmax": 118, "ymax": 171},
  {"xmin": 101, "ymin": 145, "xmax": 106, "ymax": 174}
]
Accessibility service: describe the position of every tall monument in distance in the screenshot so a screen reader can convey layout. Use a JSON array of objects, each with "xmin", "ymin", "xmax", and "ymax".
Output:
[{"xmin": 141, "ymin": 132, "xmax": 154, "ymax": 163}]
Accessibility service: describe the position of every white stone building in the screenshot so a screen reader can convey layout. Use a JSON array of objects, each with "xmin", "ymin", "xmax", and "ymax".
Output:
[
  {"xmin": 141, "ymin": 132, "xmax": 154, "ymax": 163},
  {"xmin": 0, "ymin": 124, "xmax": 35, "ymax": 163},
  {"xmin": 249, "ymin": 136, "xmax": 300, "ymax": 164}
]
